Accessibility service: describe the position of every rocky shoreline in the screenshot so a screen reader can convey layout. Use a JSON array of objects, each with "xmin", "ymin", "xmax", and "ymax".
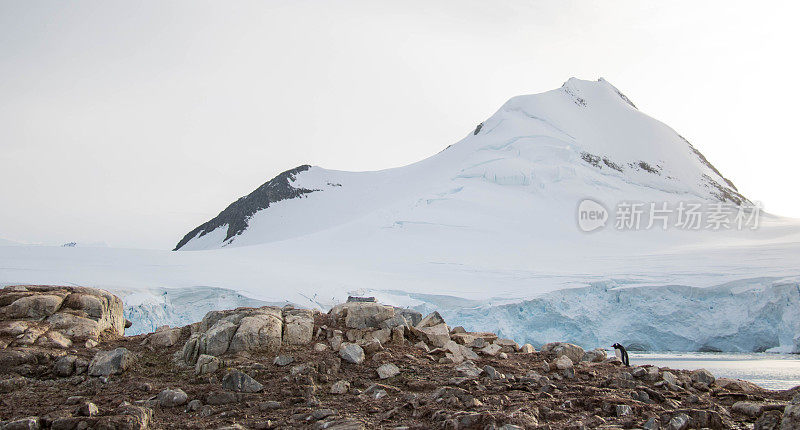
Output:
[{"xmin": 1, "ymin": 285, "xmax": 799, "ymax": 429}]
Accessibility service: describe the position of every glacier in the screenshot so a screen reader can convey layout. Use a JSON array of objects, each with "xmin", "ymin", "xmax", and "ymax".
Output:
[{"xmin": 2, "ymin": 78, "xmax": 799, "ymax": 353}]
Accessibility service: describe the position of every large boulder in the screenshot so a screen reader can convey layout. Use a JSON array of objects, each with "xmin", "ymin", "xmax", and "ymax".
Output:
[
  {"xmin": 88, "ymin": 347, "xmax": 136, "ymax": 376},
  {"xmin": 222, "ymin": 369, "xmax": 263, "ymax": 392},
  {"xmin": 283, "ymin": 308, "xmax": 314, "ymax": 345},
  {"xmin": 0, "ymin": 285, "xmax": 126, "ymax": 350},
  {"xmin": 146, "ymin": 326, "xmax": 183, "ymax": 348},
  {"xmin": 229, "ymin": 308, "xmax": 283, "ymax": 352},
  {"xmin": 329, "ymin": 301, "xmax": 397, "ymax": 329},
  {"xmin": 413, "ymin": 323, "xmax": 450, "ymax": 348},
  {"xmin": 182, "ymin": 306, "xmax": 285, "ymax": 365},
  {"xmin": 541, "ymin": 342, "xmax": 585, "ymax": 363},
  {"xmin": 339, "ymin": 342, "xmax": 365, "ymax": 364}
]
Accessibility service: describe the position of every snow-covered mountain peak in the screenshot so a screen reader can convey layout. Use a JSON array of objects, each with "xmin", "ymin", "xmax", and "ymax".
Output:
[{"xmin": 175, "ymin": 79, "xmax": 747, "ymax": 250}]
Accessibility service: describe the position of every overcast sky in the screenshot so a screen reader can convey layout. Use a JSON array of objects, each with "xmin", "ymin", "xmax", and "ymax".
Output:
[{"xmin": 1, "ymin": 1, "xmax": 799, "ymax": 249}]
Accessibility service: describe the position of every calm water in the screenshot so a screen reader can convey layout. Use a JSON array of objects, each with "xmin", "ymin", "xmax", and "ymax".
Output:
[{"xmin": 628, "ymin": 352, "xmax": 800, "ymax": 390}]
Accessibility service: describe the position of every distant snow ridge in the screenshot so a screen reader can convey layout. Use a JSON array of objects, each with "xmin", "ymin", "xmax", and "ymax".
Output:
[{"xmin": 174, "ymin": 77, "xmax": 748, "ymax": 251}]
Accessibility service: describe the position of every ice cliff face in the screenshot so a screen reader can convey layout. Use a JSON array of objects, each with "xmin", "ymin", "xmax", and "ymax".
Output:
[
  {"xmin": 442, "ymin": 278, "xmax": 800, "ymax": 353},
  {"xmin": 122, "ymin": 287, "xmax": 271, "ymax": 335}
]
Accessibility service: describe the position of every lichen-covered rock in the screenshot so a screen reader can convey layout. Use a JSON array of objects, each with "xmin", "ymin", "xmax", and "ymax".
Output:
[
  {"xmin": 183, "ymin": 306, "xmax": 285, "ymax": 365},
  {"xmin": 156, "ymin": 388, "xmax": 188, "ymax": 407},
  {"xmin": 339, "ymin": 342, "xmax": 365, "ymax": 364},
  {"xmin": 35, "ymin": 330, "xmax": 72, "ymax": 349},
  {"xmin": 88, "ymin": 347, "xmax": 135, "ymax": 376},
  {"xmin": 194, "ymin": 354, "xmax": 220, "ymax": 375},
  {"xmin": 376, "ymin": 363, "xmax": 400, "ymax": 379},
  {"xmin": 229, "ymin": 308, "xmax": 282, "ymax": 353},
  {"xmin": 413, "ymin": 323, "xmax": 450, "ymax": 348},
  {"xmin": 690, "ymin": 368, "xmax": 716, "ymax": 385},
  {"xmin": 541, "ymin": 342, "xmax": 585, "ymax": 363},
  {"xmin": 221, "ymin": 369, "xmax": 263, "ymax": 392},
  {"xmin": 147, "ymin": 326, "xmax": 182, "ymax": 348},
  {"xmin": 782, "ymin": 404, "xmax": 800, "ymax": 430},
  {"xmin": 283, "ymin": 308, "xmax": 314, "ymax": 345},
  {"xmin": 0, "ymin": 286, "xmax": 126, "ymax": 350},
  {"xmin": 582, "ymin": 348, "xmax": 607, "ymax": 362},
  {"xmin": 416, "ymin": 311, "xmax": 446, "ymax": 329},
  {"xmin": 330, "ymin": 302, "xmax": 396, "ymax": 329}
]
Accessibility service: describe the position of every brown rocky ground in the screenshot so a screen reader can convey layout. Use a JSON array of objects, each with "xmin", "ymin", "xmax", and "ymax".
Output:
[{"xmin": 1, "ymin": 285, "xmax": 799, "ymax": 429}]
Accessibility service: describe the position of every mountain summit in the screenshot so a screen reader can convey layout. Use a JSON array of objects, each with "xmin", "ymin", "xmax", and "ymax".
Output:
[{"xmin": 175, "ymin": 78, "xmax": 747, "ymax": 251}]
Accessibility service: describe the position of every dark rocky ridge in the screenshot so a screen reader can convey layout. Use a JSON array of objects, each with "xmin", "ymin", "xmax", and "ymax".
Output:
[{"xmin": 174, "ymin": 165, "xmax": 316, "ymax": 251}]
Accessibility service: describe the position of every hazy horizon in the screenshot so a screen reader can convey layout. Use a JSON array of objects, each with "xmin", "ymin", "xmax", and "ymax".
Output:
[{"xmin": 2, "ymin": 1, "xmax": 799, "ymax": 249}]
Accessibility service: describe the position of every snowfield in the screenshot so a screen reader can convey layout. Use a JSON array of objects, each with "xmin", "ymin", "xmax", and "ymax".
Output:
[{"xmin": 2, "ymin": 78, "xmax": 799, "ymax": 352}]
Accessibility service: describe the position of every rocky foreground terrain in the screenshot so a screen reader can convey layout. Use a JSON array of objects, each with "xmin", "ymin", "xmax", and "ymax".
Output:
[{"xmin": 1, "ymin": 286, "xmax": 799, "ymax": 429}]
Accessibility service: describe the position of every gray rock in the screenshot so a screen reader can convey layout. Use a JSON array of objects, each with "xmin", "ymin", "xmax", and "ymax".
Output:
[
  {"xmin": 157, "ymin": 388, "xmax": 188, "ymax": 407},
  {"xmin": 662, "ymin": 371, "xmax": 677, "ymax": 386},
  {"xmin": 541, "ymin": 342, "xmax": 585, "ymax": 363},
  {"xmin": 752, "ymin": 410, "xmax": 781, "ymax": 430},
  {"xmin": 1, "ymin": 417, "xmax": 41, "ymax": 430},
  {"xmin": 202, "ymin": 320, "xmax": 238, "ymax": 357},
  {"xmin": 455, "ymin": 361, "xmax": 483, "ymax": 378},
  {"xmin": 186, "ymin": 399, "xmax": 203, "ymax": 412},
  {"xmin": 416, "ymin": 311, "xmax": 445, "ymax": 329},
  {"xmin": 494, "ymin": 338, "xmax": 519, "ymax": 353},
  {"xmin": 312, "ymin": 419, "xmax": 365, "ymax": 430},
  {"xmin": 258, "ymin": 400, "xmax": 281, "ymax": 410},
  {"xmin": 330, "ymin": 301, "xmax": 395, "ymax": 329},
  {"xmin": 205, "ymin": 391, "xmax": 240, "ymax": 405},
  {"xmin": 414, "ymin": 323, "xmax": 451, "ymax": 348},
  {"xmin": 273, "ymin": 355, "xmax": 294, "ymax": 366},
  {"xmin": 88, "ymin": 347, "xmax": 135, "ymax": 376},
  {"xmin": 311, "ymin": 409, "xmax": 336, "ymax": 420},
  {"xmin": 221, "ymin": 369, "xmax": 263, "ymax": 393},
  {"xmin": 732, "ymin": 401, "xmax": 787, "ymax": 418},
  {"xmin": 631, "ymin": 366, "xmax": 647, "ymax": 378},
  {"xmin": 483, "ymin": 365, "xmax": 501, "ymax": 379},
  {"xmin": 148, "ymin": 326, "xmax": 182, "ymax": 348},
  {"xmin": 358, "ymin": 338, "xmax": 383, "ymax": 354},
  {"xmin": 195, "ymin": 354, "xmax": 221, "ymax": 375},
  {"xmin": 283, "ymin": 309, "xmax": 314, "ymax": 345},
  {"xmin": 554, "ymin": 355, "xmax": 573, "ymax": 370},
  {"xmin": 339, "ymin": 343, "xmax": 365, "ymax": 364},
  {"xmin": 782, "ymin": 404, "xmax": 800, "ymax": 430},
  {"xmin": 397, "ymin": 309, "xmax": 423, "ymax": 327},
  {"xmin": 228, "ymin": 309, "xmax": 283, "ymax": 353},
  {"xmin": 690, "ymin": 368, "xmax": 715, "ymax": 385},
  {"xmin": 667, "ymin": 413, "xmax": 690, "ymax": 430},
  {"xmin": 54, "ymin": 355, "xmax": 76, "ymax": 377},
  {"xmin": 615, "ymin": 404, "xmax": 632, "ymax": 417},
  {"xmin": 330, "ymin": 380, "xmax": 350, "ymax": 394},
  {"xmin": 76, "ymin": 402, "xmax": 99, "ymax": 417},
  {"xmin": 376, "ymin": 363, "xmax": 400, "ymax": 379},
  {"xmin": 519, "ymin": 343, "xmax": 536, "ymax": 353},
  {"xmin": 581, "ymin": 348, "xmax": 607, "ymax": 362},
  {"xmin": 643, "ymin": 417, "xmax": 660, "ymax": 430},
  {"xmin": 480, "ymin": 343, "xmax": 502, "ymax": 357}
]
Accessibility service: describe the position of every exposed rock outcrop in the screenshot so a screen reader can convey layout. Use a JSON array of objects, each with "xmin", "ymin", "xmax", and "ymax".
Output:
[
  {"xmin": 0, "ymin": 285, "xmax": 126, "ymax": 350},
  {"xmin": 1, "ymin": 290, "xmax": 798, "ymax": 430}
]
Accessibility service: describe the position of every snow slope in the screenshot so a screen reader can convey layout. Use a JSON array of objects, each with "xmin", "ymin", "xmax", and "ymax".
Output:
[
  {"xmin": 176, "ymin": 77, "xmax": 747, "ymax": 251},
  {"xmin": 2, "ymin": 78, "xmax": 799, "ymax": 350}
]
